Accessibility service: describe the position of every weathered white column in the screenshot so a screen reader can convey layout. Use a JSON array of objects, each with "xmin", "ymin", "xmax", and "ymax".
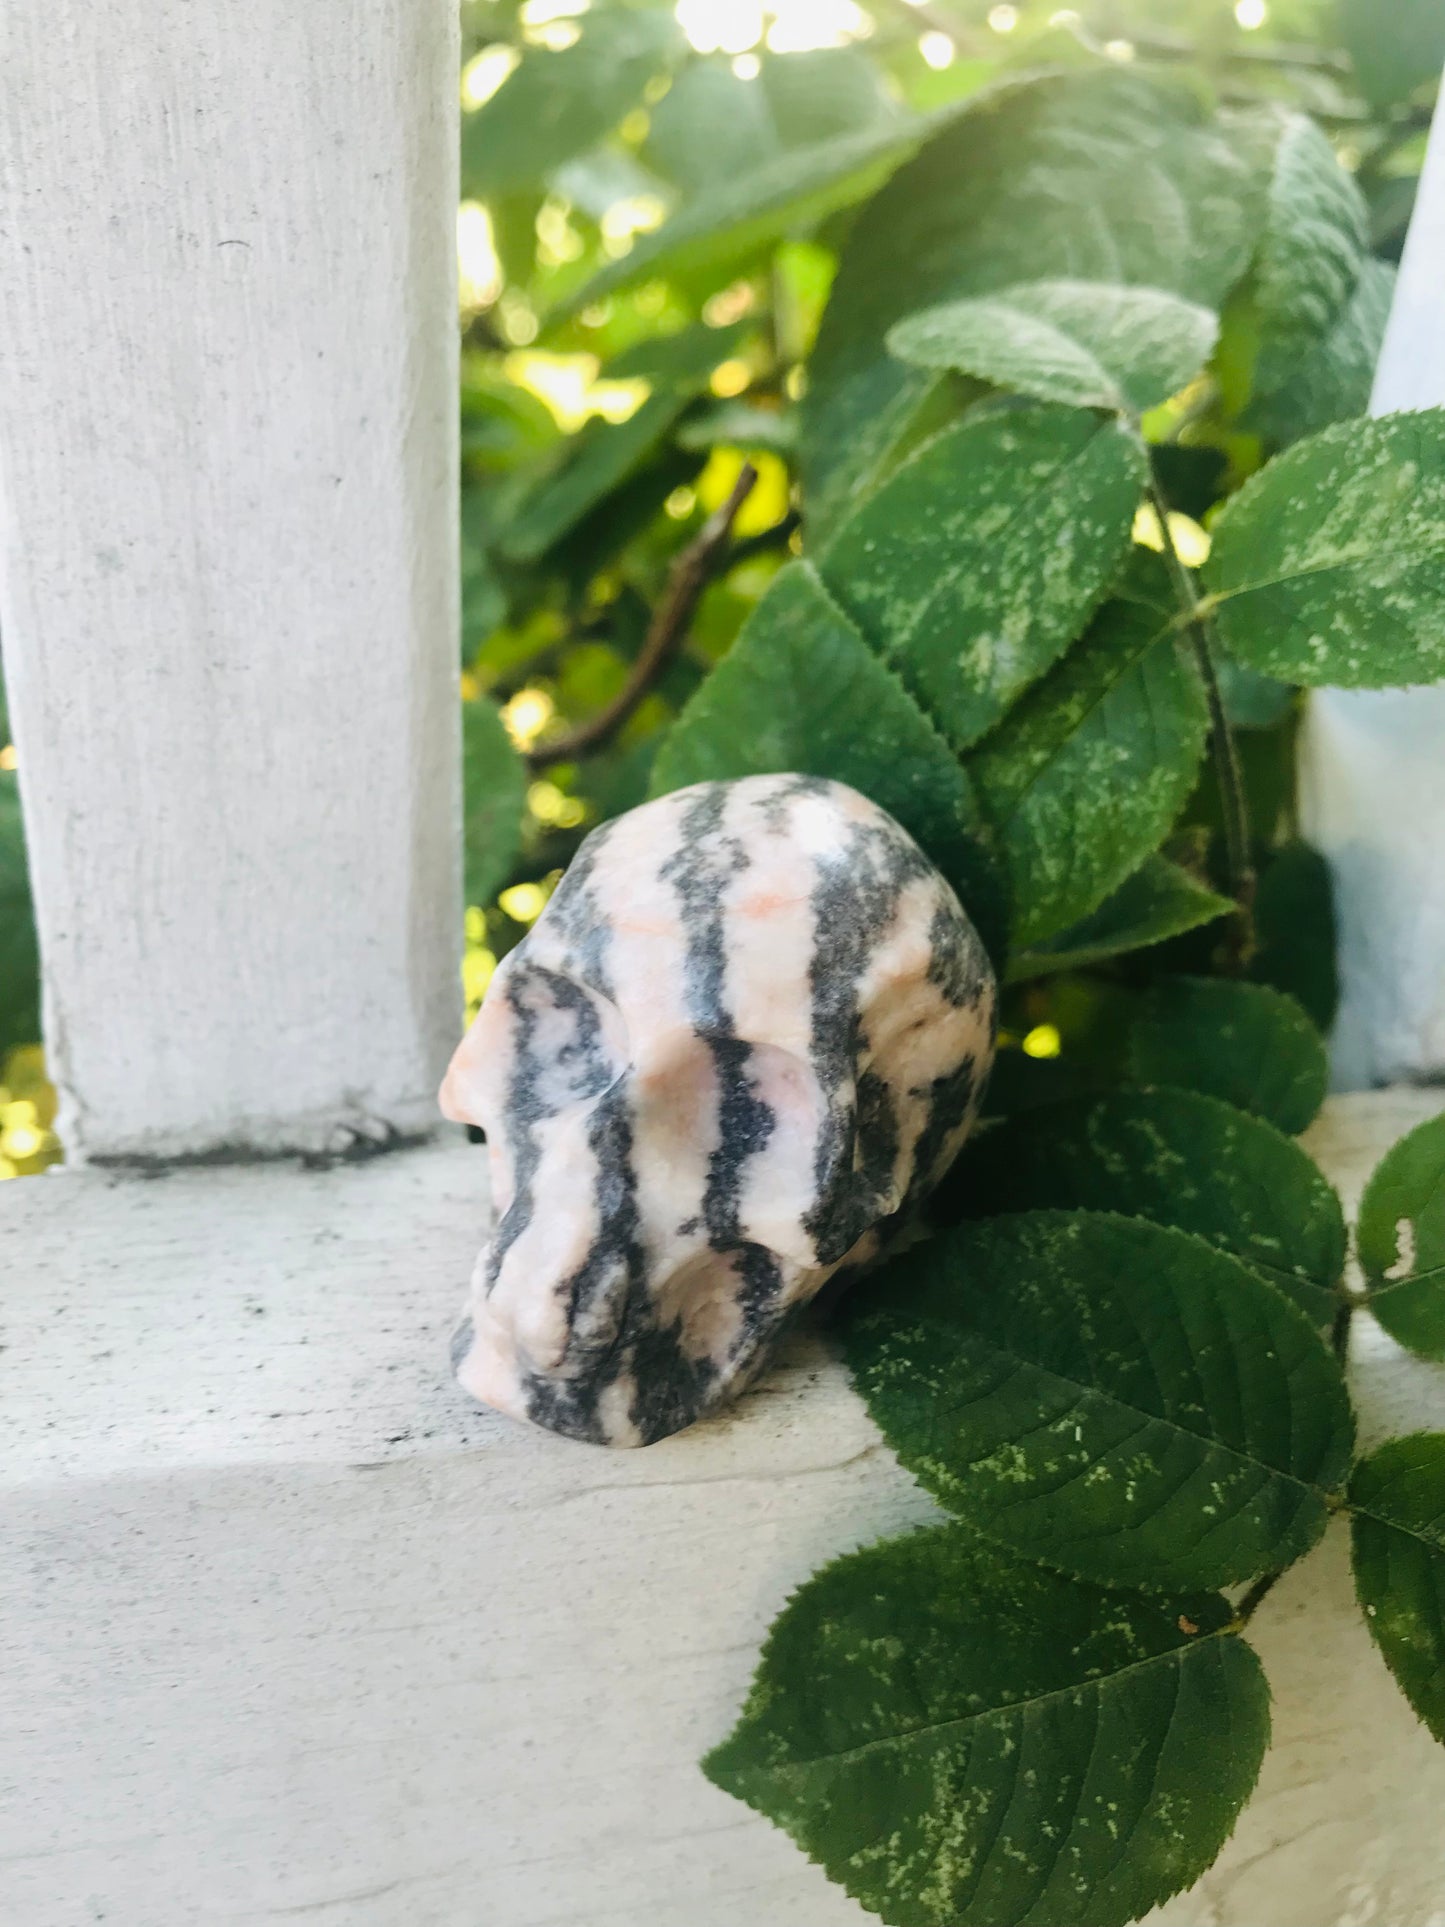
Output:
[
  {"xmin": 1300, "ymin": 94, "xmax": 1445, "ymax": 1089},
  {"xmin": 0, "ymin": 0, "xmax": 461, "ymax": 1159}
]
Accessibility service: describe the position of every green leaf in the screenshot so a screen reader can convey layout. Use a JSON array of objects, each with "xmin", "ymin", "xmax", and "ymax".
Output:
[
  {"xmin": 460, "ymin": 366, "xmax": 559, "ymax": 477},
  {"xmin": 888, "ymin": 280, "xmax": 1218, "ymax": 416},
  {"xmin": 1184, "ymin": 725, "xmax": 1299, "ymax": 874},
  {"xmin": 1251, "ymin": 112, "xmax": 1368, "ymax": 399},
  {"xmin": 500, "ymin": 321, "xmax": 748, "ymax": 566},
  {"xmin": 462, "ymin": 699, "xmax": 528, "ymax": 907},
  {"xmin": 461, "ymin": 532, "xmax": 508, "ymax": 649},
  {"xmin": 601, "ymin": 318, "xmax": 749, "ymax": 387},
  {"xmin": 969, "ymin": 552, "xmax": 1207, "ymax": 948},
  {"xmin": 1204, "ymin": 410, "xmax": 1445, "ymax": 688},
  {"xmin": 1246, "ymin": 258, "xmax": 1396, "ymax": 449},
  {"xmin": 1357, "ymin": 1110, "xmax": 1445, "ymax": 1359},
  {"xmin": 1340, "ymin": 0, "xmax": 1445, "ymax": 105},
  {"xmin": 706, "ymin": 1523, "xmax": 1270, "ymax": 1927},
  {"xmin": 1369, "ymin": 174, "xmax": 1420, "ymax": 255},
  {"xmin": 498, "ymin": 390, "xmax": 694, "ymax": 563},
  {"xmin": 1007, "ymin": 857, "xmax": 1231, "ymax": 981},
  {"xmin": 1249, "ymin": 841, "xmax": 1338, "ymax": 1034},
  {"xmin": 945, "ymin": 1091, "xmax": 1345, "ymax": 1324},
  {"xmin": 819, "ymin": 405, "xmax": 1146, "ymax": 754},
  {"xmin": 758, "ymin": 46, "xmax": 902, "ymax": 151},
  {"xmin": 573, "ymin": 733, "xmax": 659, "ymax": 825},
  {"xmin": 845, "ymin": 1211, "xmax": 1352, "ymax": 1590},
  {"xmin": 644, "ymin": 49, "xmax": 900, "ymax": 194},
  {"xmin": 1350, "ymin": 1435, "xmax": 1445, "ymax": 1746},
  {"xmin": 643, "ymin": 56, "xmax": 782, "ymax": 193},
  {"xmin": 551, "ymin": 145, "xmax": 670, "ymax": 225},
  {"xmin": 803, "ymin": 72, "xmax": 1269, "ymax": 540},
  {"xmin": 460, "ymin": 12, "xmax": 683, "ymax": 197},
  {"xmin": 675, "ymin": 399, "xmax": 797, "ymax": 456},
  {"xmin": 548, "ymin": 441, "xmax": 702, "ymax": 592},
  {"xmin": 1125, "ymin": 976, "xmax": 1328, "ymax": 1135},
  {"xmin": 551, "ymin": 110, "xmax": 938, "ymax": 321},
  {"xmin": 0, "ymin": 770, "xmax": 41, "ymax": 1057},
  {"xmin": 1151, "ymin": 443, "xmax": 1229, "ymax": 523},
  {"xmin": 649, "ymin": 561, "xmax": 1004, "ymax": 943},
  {"xmin": 1214, "ymin": 652, "xmax": 1294, "ymax": 731}
]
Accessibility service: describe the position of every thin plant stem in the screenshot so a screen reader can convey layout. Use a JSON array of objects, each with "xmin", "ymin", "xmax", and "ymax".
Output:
[
  {"xmin": 1236, "ymin": 1569, "xmax": 1283, "ymax": 1624},
  {"xmin": 725, "ymin": 509, "xmax": 800, "ymax": 568},
  {"xmin": 529, "ymin": 464, "xmax": 758, "ymax": 770},
  {"xmin": 1148, "ymin": 478, "xmax": 1256, "ymax": 945},
  {"xmin": 1331, "ymin": 1300, "xmax": 1354, "ymax": 1367}
]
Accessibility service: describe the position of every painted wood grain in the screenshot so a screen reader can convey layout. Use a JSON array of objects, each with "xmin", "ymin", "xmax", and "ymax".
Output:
[{"xmin": 0, "ymin": 0, "xmax": 462, "ymax": 1159}]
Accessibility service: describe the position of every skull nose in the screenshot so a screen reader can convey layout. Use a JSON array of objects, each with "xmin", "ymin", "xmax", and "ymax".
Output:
[{"xmin": 474, "ymin": 1239, "xmax": 583, "ymax": 1383}]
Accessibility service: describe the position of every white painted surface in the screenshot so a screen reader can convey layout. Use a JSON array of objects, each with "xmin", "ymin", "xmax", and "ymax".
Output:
[
  {"xmin": 1300, "ymin": 689, "xmax": 1445, "ymax": 1089},
  {"xmin": 3, "ymin": 1093, "xmax": 1445, "ymax": 1926},
  {"xmin": 1370, "ymin": 98, "xmax": 1445, "ymax": 421},
  {"xmin": 0, "ymin": 0, "xmax": 462, "ymax": 1161},
  {"xmin": 1300, "ymin": 92, "xmax": 1445, "ymax": 1089}
]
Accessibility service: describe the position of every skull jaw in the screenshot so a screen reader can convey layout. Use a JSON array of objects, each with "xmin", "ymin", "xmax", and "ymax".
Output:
[
  {"xmin": 450, "ymin": 1240, "xmax": 842, "ymax": 1448},
  {"xmin": 452, "ymin": 1307, "xmax": 807, "ymax": 1448}
]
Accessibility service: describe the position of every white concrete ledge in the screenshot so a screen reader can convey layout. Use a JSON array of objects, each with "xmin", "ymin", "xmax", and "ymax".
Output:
[{"xmin": 3, "ymin": 1093, "xmax": 1444, "ymax": 1925}]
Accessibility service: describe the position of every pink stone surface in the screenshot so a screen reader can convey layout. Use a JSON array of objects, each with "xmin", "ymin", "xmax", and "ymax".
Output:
[{"xmin": 442, "ymin": 775, "xmax": 996, "ymax": 1445}]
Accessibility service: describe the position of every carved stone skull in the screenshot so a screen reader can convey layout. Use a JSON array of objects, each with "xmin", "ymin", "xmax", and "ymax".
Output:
[{"xmin": 441, "ymin": 774, "xmax": 996, "ymax": 1446}]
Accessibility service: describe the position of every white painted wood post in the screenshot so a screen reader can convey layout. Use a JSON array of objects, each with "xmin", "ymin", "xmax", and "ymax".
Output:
[
  {"xmin": 0, "ymin": 0, "xmax": 461, "ymax": 1161},
  {"xmin": 1299, "ymin": 94, "xmax": 1445, "ymax": 1090}
]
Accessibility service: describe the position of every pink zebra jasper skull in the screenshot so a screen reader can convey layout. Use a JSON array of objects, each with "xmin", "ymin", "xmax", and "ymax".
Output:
[{"xmin": 440, "ymin": 775, "xmax": 996, "ymax": 1447}]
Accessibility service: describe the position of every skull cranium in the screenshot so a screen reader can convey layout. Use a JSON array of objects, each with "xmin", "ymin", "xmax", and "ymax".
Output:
[{"xmin": 441, "ymin": 774, "xmax": 996, "ymax": 1446}]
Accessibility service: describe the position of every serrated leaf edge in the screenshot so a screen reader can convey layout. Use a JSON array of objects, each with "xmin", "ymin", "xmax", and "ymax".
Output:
[{"xmin": 844, "ymin": 1209, "xmax": 1350, "ymax": 1592}]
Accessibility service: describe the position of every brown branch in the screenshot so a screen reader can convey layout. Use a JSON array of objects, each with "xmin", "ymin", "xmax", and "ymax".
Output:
[{"xmin": 528, "ymin": 464, "xmax": 759, "ymax": 771}]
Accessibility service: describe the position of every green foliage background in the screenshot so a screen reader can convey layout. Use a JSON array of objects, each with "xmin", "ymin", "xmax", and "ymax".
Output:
[
  {"xmin": 1, "ymin": 0, "xmax": 1441, "ymax": 1150},
  {"xmin": 440, "ymin": 0, "xmax": 1437, "ymax": 1094},
  {"xmin": 3, "ymin": 4, "xmax": 1445, "ymax": 1918}
]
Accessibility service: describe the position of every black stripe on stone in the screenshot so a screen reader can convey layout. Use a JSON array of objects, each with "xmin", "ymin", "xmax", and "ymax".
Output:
[
  {"xmin": 662, "ymin": 785, "xmax": 790, "ymax": 1389},
  {"xmin": 486, "ymin": 963, "xmax": 622, "ymax": 1283},
  {"xmin": 661, "ymin": 785, "xmax": 782, "ymax": 1279},
  {"xmin": 758, "ymin": 771, "xmax": 830, "ymax": 833},
  {"xmin": 660, "ymin": 783, "xmax": 749, "ymax": 1033},
  {"xmin": 544, "ymin": 815, "xmax": 619, "ymax": 997},
  {"xmin": 521, "ymin": 1075, "xmax": 653, "ymax": 1445},
  {"xmin": 906, "ymin": 1055, "xmax": 982, "ymax": 1208},
  {"xmin": 927, "ymin": 896, "xmax": 993, "ymax": 1011},
  {"xmin": 502, "ymin": 795, "xmax": 746, "ymax": 1444},
  {"xmin": 802, "ymin": 815, "xmax": 930, "ymax": 1261}
]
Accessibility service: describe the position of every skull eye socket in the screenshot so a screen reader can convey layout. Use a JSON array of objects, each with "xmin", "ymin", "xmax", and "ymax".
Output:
[
  {"xmin": 504, "ymin": 961, "xmax": 630, "ymax": 1117},
  {"xmin": 438, "ymin": 956, "xmax": 629, "ymax": 1133}
]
